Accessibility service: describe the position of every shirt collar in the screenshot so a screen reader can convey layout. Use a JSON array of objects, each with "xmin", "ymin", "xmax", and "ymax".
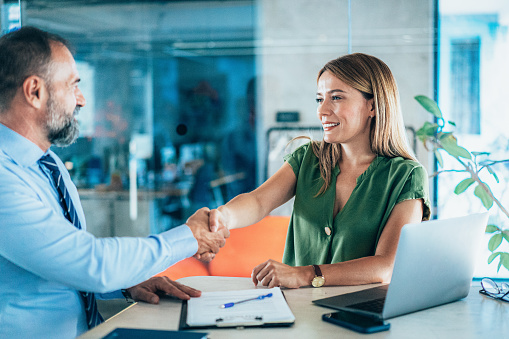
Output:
[{"xmin": 0, "ymin": 123, "xmax": 46, "ymax": 167}]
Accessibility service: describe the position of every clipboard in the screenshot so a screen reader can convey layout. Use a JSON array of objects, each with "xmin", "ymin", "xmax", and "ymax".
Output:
[{"xmin": 179, "ymin": 287, "xmax": 295, "ymax": 330}]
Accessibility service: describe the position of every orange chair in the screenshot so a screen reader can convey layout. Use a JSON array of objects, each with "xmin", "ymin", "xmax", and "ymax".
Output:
[
  {"xmin": 156, "ymin": 215, "xmax": 290, "ymax": 279},
  {"xmin": 155, "ymin": 256, "xmax": 209, "ymax": 280}
]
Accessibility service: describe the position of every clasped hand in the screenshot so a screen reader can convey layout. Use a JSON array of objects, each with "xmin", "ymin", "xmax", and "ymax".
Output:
[{"xmin": 186, "ymin": 207, "xmax": 230, "ymax": 262}]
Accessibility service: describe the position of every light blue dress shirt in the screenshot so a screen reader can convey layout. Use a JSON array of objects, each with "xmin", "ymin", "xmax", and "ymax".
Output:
[{"xmin": 0, "ymin": 123, "xmax": 199, "ymax": 338}]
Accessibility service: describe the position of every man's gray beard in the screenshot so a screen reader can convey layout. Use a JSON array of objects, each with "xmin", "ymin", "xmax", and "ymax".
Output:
[{"xmin": 46, "ymin": 96, "xmax": 80, "ymax": 147}]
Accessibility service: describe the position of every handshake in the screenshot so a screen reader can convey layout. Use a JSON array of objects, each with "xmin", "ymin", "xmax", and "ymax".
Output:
[{"xmin": 185, "ymin": 207, "xmax": 229, "ymax": 262}]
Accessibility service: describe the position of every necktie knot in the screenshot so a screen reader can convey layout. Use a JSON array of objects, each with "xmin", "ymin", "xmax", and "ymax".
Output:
[{"xmin": 39, "ymin": 154, "xmax": 59, "ymax": 168}]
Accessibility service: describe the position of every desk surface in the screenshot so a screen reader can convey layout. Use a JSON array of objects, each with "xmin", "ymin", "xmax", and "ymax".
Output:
[{"xmin": 80, "ymin": 276, "xmax": 509, "ymax": 338}]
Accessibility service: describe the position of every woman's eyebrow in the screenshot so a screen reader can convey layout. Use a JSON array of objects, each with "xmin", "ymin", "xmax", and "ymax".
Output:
[
  {"xmin": 328, "ymin": 89, "xmax": 347, "ymax": 94},
  {"xmin": 316, "ymin": 89, "xmax": 347, "ymax": 96}
]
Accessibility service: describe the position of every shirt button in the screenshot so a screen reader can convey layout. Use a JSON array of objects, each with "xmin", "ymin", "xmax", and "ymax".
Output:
[{"xmin": 324, "ymin": 226, "xmax": 331, "ymax": 235}]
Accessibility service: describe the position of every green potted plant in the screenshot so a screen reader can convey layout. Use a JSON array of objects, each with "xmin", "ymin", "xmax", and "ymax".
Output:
[{"xmin": 414, "ymin": 95, "xmax": 509, "ymax": 272}]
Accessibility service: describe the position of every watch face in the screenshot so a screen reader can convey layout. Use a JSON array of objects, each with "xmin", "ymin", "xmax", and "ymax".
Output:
[{"xmin": 312, "ymin": 276, "xmax": 325, "ymax": 287}]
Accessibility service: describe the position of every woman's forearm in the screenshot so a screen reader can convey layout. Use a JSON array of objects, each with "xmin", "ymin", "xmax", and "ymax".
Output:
[
  {"xmin": 217, "ymin": 192, "xmax": 269, "ymax": 230},
  {"xmin": 316, "ymin": 255, "xmax": 394, "ymax": 287},
  {"xmin": 251, "ymin": 255, "xmax": 394, "ymax": 289},
  {"xmin": 215, "ymin": 162, "xmax": 297, "ymax": 230}
]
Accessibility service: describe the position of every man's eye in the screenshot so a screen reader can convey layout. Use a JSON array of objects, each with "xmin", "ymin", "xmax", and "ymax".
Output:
[{"xmin": 315, "ymin": 98, "xmax": 323, "ymax": 103}]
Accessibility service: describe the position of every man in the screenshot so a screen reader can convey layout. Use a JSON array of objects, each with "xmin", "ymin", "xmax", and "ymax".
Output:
[{"xmin": 0, "ymin": 26, "xmax": 229, "ymax": 338}]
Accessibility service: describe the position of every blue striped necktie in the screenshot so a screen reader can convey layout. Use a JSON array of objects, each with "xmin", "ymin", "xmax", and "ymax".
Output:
[{"xmin": 38, "ymin": 154, "xmax": 104, "ymax": 328}]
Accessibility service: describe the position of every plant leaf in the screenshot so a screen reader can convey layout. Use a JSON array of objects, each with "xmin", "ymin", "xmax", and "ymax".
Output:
[
  {"xmin": 486, "ymin": 165, "xmax": 499, "ymax": 183},
  {"xmin": 439, "ymin": 134, "xmax": 472, "ymax": 159},
  {"xmin": 488, "ymin": 234, "xmax": 503, "ymax": 251},
  {"xmin": 502, "ymin": 253, "xmax": 509, "ymax": 271},
  {"xmin": 488, "ymin": 251, "xmax": 501, "ymax": 264},
  {"xmin": 503, "ymin": 230, "xmax": 509, "ymax": 243},
  {"xmin": 416, "ymin": 122, "xmax": 439, "ymax": 142},
  {"xmin": 454, "ymin": 178, "xmax": 475, "ymax": 195},
  {"xmin": 472, "ymin": 151, "xmax": 490, "ymax": 156},
  {"xmin": 485, "ymin": 224, "xmax": 500, "ymax": 233},
  {"xmin": 474, "ymin": 184, "xmax": 494, "ymax": 210},
  {"xmin": 435, "ymin": 150, "xmax": 443, "ymax": 168},
  {"xmin": 415, "ymin": 95, "xmax": 443, "ymax": 119}
]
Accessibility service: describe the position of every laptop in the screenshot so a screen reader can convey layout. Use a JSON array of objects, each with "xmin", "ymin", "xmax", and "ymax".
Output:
[{"xmin": 312, "ymin": 212, "xmax": 489, "ymax": 320}]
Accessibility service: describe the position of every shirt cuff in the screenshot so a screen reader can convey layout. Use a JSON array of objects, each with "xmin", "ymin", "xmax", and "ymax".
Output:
[
  {"xmin": 96, "ymin": 290, "xmax": 123, "ymax": 300},
  {"xmin": 159, "ymin": 224, "xmax": 198, "ymax": 263}
]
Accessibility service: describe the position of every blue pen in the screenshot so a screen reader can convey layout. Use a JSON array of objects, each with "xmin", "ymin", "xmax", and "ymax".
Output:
[{"xmin": 220, "ymin": 293, "xmax": 273, "ymax": 308}]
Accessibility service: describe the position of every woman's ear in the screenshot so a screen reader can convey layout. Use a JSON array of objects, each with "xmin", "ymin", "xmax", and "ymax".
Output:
[
  {"xmin": 368, "ymin": 98, "xmax": 375, "ymax": 117},
  {"xmin": 22, "ymin": 76, "xmax": 47, "ymax": 110}
]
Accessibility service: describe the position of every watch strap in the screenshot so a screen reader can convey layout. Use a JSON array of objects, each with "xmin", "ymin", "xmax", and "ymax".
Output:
[
  {"xmin": 312, "ymin": 265, "xmax": 323, "ymax": 277},
  {"xmin": 121, "ymin": 289, "xmax": 133, "ymax": 303}
]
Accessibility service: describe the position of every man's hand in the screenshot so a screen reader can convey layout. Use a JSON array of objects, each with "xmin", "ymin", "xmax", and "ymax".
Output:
[
  {"xmin": 186, "ymin": 207, "xmax": 229, "ymax": 262},
  {"xmin": 126, "ymin": 276, "xmax": 201, "ymax": 304}
]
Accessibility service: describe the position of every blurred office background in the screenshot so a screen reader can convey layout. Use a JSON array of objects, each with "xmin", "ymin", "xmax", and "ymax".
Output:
[{"xmin": 1, "ymin": 0, "xmax": 508, "ymax": 278}]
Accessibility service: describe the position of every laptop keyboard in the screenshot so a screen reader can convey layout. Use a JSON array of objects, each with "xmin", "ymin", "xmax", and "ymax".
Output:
[{"xmin": 349, "ymin": 297, "xmax": 386, "ymax": 313}]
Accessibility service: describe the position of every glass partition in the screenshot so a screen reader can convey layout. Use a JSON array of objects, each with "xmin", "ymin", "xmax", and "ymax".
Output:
[
  {"xmin": 18, "ymin": 1, "xmax": 258, "ymax": 235},
  {"xmin": 6, "ymin": 0, "xmax": 435, "ymax": 235},
  {"xmin": 1, "ymin": 0, "xmax": 21, "ymax": 34}
]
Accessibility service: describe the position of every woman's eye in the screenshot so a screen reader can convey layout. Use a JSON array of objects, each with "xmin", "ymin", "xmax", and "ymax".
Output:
[
  {"xmin": 332, "ymin": 96, "xmax": 342, "ymax": 100},
  {"xmin": 315, "ymin": 98, "xmax": 323, "ymax": 103}
]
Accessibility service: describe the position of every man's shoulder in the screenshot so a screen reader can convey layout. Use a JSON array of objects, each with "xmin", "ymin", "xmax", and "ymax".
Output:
[
  {"xmin": 0, "ymin": 123, "xmax": 46, "ymax": 166},
  {"xmin": 0, "ymin": 149, "xmax": 36, "ymax": 188},
  {"xmin": 0, "ymin": 149, "xmax": 17, "ymax": 172}
]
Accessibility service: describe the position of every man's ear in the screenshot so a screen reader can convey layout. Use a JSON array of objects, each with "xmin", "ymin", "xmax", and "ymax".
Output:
[{"xmin": 22, "ymin": 76, "xmax": 47, "ymax": 110}]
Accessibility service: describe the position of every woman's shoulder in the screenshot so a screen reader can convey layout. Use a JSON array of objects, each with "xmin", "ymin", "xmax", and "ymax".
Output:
[
  {"xmin": 283, "ymin": 140, "xmax": 319, "ymax": 175},
  {"xmin": 377, "ymin": 156, "xmax": 428, "ymax": 178},
  {"xmin": 284, "ymin": 140, "xmax": 315, "ymax": 160},
  {"xmin": 380, "ymin": 156, "xmax": 424, "ymax": 169}
]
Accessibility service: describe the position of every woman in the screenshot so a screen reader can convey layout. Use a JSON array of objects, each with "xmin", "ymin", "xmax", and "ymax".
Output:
[{"xmin": 209, "ymin": 53, "xmax": 430, "ymax": 288}]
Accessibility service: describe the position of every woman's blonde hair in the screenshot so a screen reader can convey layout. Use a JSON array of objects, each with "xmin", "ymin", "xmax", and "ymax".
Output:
[{"xmin": 311, "ymin": 53, "xmax": 416, "ymax": 195}]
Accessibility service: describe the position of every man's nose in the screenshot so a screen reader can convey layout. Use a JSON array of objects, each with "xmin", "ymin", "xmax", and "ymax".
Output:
[{"xmin": 76, "ymin": 88, "xmax": 86, "ymax": 107}]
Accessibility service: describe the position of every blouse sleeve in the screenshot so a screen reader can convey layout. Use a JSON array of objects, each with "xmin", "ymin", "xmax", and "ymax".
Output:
[
  {"xmin": 396, "ymin": 164, "xmax": 431, "ymax": 221},
  {"xmin": 283, "ymin": 142, "xmax": 311, "ymax": 179}
]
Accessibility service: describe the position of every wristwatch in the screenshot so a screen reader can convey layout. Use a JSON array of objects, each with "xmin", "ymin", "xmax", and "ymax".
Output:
[
  {"xmin": 121, "ymin": 289, "xmax": 133, "ymax": 303},
  {"xmin": 311, "ymin": 265, "xmax": 325, "ymax": 287}
]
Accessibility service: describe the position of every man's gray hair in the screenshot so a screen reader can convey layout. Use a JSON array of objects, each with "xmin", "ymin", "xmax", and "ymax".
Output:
[{"xmin": 0, "ymin": 26, "xmax": 70, "ymax": 112}]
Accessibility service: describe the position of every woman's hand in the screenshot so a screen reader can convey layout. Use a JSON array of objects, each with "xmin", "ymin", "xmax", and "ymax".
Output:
[
  {"xmin": 251, "ymin": 259, "xmax": 313, "ymax": 288},
  {"xmin": 209, "ymin": 208, "xmax": 227, "ymax": 232}
]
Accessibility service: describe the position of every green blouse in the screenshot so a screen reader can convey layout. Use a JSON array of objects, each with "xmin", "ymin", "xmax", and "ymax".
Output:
[{"xmin": 282, "ymin": 143, "xmax": 431, "ymax": 266}]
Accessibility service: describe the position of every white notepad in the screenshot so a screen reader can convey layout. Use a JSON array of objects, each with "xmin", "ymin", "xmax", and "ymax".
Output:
[{"xmin": 186, "ymin": 287, "xmax": 295, "ymax": 327}]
